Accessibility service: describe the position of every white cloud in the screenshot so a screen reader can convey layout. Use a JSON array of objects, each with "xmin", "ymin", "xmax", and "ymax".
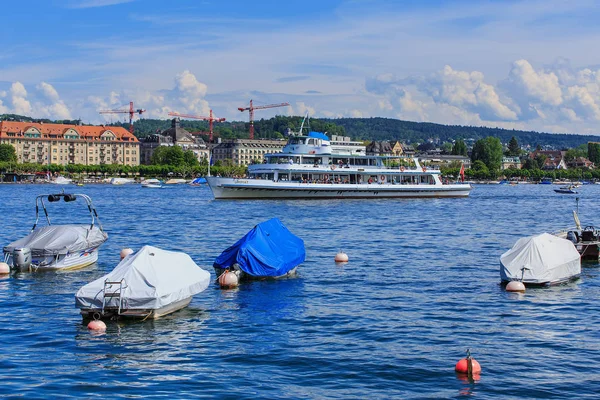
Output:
[
  {"xmin": 37, "ymin": 82, "xmax": 60, "ymax": 102},
  {"xmin": 10, "ymin": 82, "xmax": 32, "ymax": 115},
  {"xmin": 293, "ymin": 102, "xmax": 316, "ymax": 117},
  {"xmin": 505, "ymin": 59, "xmax": 563, "ymax": 107},
  {"xmin": 88, "ymin": 70, "xmax": 211, "ymax": 122}
]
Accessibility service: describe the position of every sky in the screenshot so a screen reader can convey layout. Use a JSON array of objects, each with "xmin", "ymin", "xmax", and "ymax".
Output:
[{"xmin": 2, "ymin": 0, "xmax": 600, "ymax": 135}]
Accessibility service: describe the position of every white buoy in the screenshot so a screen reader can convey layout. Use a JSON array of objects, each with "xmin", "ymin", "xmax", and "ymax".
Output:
[
  {"xmin": 506, "ymin": 281, "xmax": 526, "ymax": 292},
  {"xmin": 87, "ymin": 319, "xmax": 107, "ymax": 331},
  {"xmin": 0, "ymin": 262, "xmax": 10, "ymax": 275},
  {"xmin": 335, "ymin": 251, "xmax": 349, "ymax": 263},
  {"xmin": 120, "ymin": 248, "xmax": 134, "ymax": 260},
  {"xmin": 218, "ymin": 271, "xmax": 239, "ymax": 288}
]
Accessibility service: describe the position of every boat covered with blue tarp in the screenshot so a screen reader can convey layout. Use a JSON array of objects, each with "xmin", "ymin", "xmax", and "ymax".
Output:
[
  {"xmin": 213, "ymin": 218, "xmax": 305, "ymax": 278},
  {"xmin": 190, "ymin": 177, "xmax": 207, "ymax": 185}
]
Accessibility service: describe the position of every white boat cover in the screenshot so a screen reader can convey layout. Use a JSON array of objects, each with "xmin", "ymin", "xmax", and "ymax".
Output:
[
  {"xmin": 500, "ymin": 233, "xmax": 581, "ymax": 284},
  {"xmin": 75, "ymin": 245, "xmax": 210, "ymax": 310},
  {"xmin": 3, "ymin": 225, "xmax": 108, "ymax": 257}
]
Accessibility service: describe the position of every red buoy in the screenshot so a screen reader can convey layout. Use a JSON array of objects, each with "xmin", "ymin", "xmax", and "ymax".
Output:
[
  {"xmin": 87, "ymin": 319, "xmax": 107, "ymax": 331},
  {"xmin": 455, "ymin": 349, "xmax": 481, "ymax": 375}
]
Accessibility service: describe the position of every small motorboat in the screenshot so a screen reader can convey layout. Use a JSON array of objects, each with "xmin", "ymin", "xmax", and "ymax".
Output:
[
  {"xmin": 141, "ymin": 178, "xmax": 162, "ymax": 188},
  {"xmin": 189, "ymin": 177, "xmax": 207, "ymax": 186},
  {"xmin": 213, "ymin": 218, "xmax": 305, "ymax": 281},
  {"xmin": 76, "ymin": 245, "xmax": 210, "ymax": 320},
  {"xmin": 3, "ymin": 193, "xmax": 108, "ymax": 271},
  {"xmin": 52, "ymin": 176, "xmax": 72, "ymax": 185},
  {"xmin": 554, "ymin": 211, "xmax": 600, "ymax": 260},
  {"xmin": 110, "ymin": 177, "xmax": 135, "ymax": 185},
  {"xmin": 165, "ymin": 178, "xmax": 187, "ymax": 185},
  {"xmin": 554, "ymin": 185, "xmax": 578, "ymax": 194},
  {"xmin": 500, "ymin": 233, "xmax": 581, "ymax": 286}
]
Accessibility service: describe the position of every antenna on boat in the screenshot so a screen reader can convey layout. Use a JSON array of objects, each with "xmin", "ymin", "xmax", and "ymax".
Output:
[{"xmin": 299, "ymin": 111, "xmax": 310, "ymax": 135}]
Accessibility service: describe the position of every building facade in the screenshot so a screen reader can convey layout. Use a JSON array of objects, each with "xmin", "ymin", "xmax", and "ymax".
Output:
[
  {"xmin": 0, "ymin": 121, "xmax": 139, "ymax": 165},
  {"xmin": 212, "ymin": 139, "xmax": 286, "ymax": 166},
  {"xmin": 140, "ymin": 118, "xmax": 209, "ymax": 164}
]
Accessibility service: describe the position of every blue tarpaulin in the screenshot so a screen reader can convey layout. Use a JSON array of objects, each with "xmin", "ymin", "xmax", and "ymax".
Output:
[
  {"xmin": 308, "ymin": 131, "xmax": 329, "ymax": 141},
  {"xmin": 191, "ymin": 177, "xmax": 207, "ymax": 184},
  {"xmin": 213, "ymin": 218, "xmax": 305, "ymax": 277}
]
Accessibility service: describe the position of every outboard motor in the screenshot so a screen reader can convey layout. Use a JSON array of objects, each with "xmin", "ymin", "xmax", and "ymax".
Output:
[
  {"xmin": 13, "ymin": 247, "xmax": 32, "ymax": 270},
  {"xmin": 566, "ymin": 231, "xmax": 578, "ymax": 244}
]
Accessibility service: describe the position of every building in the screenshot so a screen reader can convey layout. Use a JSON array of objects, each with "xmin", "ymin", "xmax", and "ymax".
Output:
[
  {"xmin": 418, "ymin": 155, "xmax": 471, "ymax": 169},
  {"xmin": 366, "ymin": 141, "xmax": 394, "ymax": 156},
  {"xmin": 0, "ymin": 121, "xmax": 139, "ymax": 166},
  {"xmin": 529, "ymin": 150, "xmax": 567, "ymax": 170},
  {"xmin": 566, "ymin": 157, "xmax": 594, "ymax": 169},
  {"xmin": 140, "ymin": 118, "xmax": 209, "ymax": 164},
  {"xmin": 212, "ymin": 139, "xmax": 286, "ymax": 166},
  {"xmin": 501, "ymin": 157, "xmax": 522, "ymax": 170}
]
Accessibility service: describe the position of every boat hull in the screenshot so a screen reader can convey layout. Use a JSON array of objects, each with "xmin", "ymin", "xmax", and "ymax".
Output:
[
  {"xmin": 214, "ymin": 266, "xmax": 298, "ymax": 281},
  {"xmin": 206, "ymin": 177, "xmax": 472, "ymax": 199},
  {"xmin": 4, "ymin": 248, "xmax": 100, "ymax": 272},
  {"xmin": 80, "ymin": 297, "xmax": 193, "ymax": 320},
  {"xmin": 502, "ymin": 274, "xmax": 580, "ymax": 287}
]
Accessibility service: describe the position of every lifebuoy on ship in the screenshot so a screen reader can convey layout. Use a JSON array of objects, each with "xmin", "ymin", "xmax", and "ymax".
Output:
[
  {"xmin": 422, "ymin": 167, "xmax": 427, "ymax": 172},
  {"xmin": 330, "ymin": 165, "xmax": 336, "ymax": 170},
  {"xmin": 400, "ymin": 166, "xmax": 405, "ymax": 172}
]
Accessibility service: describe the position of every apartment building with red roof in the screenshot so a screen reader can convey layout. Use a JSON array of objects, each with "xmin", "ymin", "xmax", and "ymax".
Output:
[{"xmin": 0, "ymin": 121, "xmax": 140, "ymax": 166}]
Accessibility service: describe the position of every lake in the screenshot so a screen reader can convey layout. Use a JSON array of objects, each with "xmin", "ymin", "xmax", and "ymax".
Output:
[{"xmin": 0, "ymin": 183, "xmax": 599, "ymax": 399}]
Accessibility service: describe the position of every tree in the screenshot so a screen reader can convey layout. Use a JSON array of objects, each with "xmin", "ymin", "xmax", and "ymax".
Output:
[
  {"xmin": 588, "ymin": 142, "xmax": 600, "ymax": 164},
  {"xmin": 451, "ymin": 139, "xmax": 468, "ymax": 156},
  {"xmin": 0, "ymin": 144, "xmax": 17, "ymax": 162},
  {"xmin": 471, "ymin": 137, "xmax": 503, "ymax": 171},
  {"xmin": 164, "ymin": 146, "xmax": 185, "ymax": 166},
  {"xmin": 151, "ymin": 146, "xmax": 185, "ymax": 166},
  {"xmin": 183, "ymin": 150, "xmax": 199, "ymax": 167},
  {"xmin": 441, "ymin": 142, "xmax": 453, "ymax": 154},
  {"xmin": 506, "ymin": 136, "xmax": 520, "ymax": 156},
  {"xmin": 151, "ymin": 146, "xmax": 169, "ymax": 165}
]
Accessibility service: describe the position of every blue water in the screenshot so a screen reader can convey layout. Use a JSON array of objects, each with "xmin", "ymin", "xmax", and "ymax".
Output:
[{"xmin": 1, "ymin": 183, "xmax": 600, "ymax": 399}]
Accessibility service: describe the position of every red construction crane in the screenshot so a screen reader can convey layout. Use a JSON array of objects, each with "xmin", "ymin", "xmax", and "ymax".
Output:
[
  {"xmin": 167, "ymin": 110, "xmax": 226, "ymax": 143},
  {"xmin": 99, "ymin": 101, "xmax": 146, "ymax": 134},
  {"xmin": 238, "ymin": 99, "xmax": 290, "ymax": 139}
]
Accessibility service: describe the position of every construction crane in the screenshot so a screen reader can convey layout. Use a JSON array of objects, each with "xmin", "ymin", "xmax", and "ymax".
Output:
[
  {"xmin": 167, "ymin": 110, "xmax": 226, "ymax": 143},
  {"xmin": 99, "ymin": 101, "xmax": 146, "ymax": 134},
  {"xmin": 238, "ymin": 99, "xmax": 290, "ymax": 139}
]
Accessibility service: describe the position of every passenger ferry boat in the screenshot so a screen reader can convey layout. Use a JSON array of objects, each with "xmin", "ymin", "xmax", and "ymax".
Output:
[{"xmin": 206, "ymin": 132, "xmax": 472, "ymax": 199}]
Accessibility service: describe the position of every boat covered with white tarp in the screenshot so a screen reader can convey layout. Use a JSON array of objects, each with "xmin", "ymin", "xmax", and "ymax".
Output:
[
  {"xmin": 500, "ymin": 233, "xmax": 581, "ymax": 286},
  {"xmin": 76, "ymin": 245, "xmax": 210, "ymax": 319}
]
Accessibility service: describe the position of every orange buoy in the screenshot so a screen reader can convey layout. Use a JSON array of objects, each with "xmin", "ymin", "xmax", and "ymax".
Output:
[
  {"xmin": 506, "ymin": 281, "xmax": 526, "ymax": 292},
  {"xmin": 87, "ymin": 319, "xmax": 107, "ymax": 331},
  {"xmin": 335, "ymin": 251, "xmax": 349, "ymax": 263},
  {"xmin": 0, "ymin": 262, "xmax": 9, "ymax": 274},
  {"xmin": 455, "ymin": 349, "xmax": 481, "ymax": 375},
  {"xmin": 120, "ymin": 248, "xmax": 134, "ymax": 260},
  {"xmin": 218, "ymin": 270, "xmax": 239, "ymax": 288}
]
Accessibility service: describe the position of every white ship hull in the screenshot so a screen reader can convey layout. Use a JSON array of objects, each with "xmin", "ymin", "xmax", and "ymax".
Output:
[
  {"xmin": 5, "ymin": 248, "xmax": 99, "ymax": 272},
  {"xmin": 207, "ymin": 177, "xmax": 471, "ymax": 199}
]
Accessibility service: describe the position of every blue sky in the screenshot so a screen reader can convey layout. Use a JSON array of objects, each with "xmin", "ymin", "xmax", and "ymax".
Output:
[{"xmin": 2, "ymin": 0, "xmax": 600, "ymax": 135}]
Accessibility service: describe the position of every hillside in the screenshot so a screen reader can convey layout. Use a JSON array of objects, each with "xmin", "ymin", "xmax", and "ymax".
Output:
[
  {"xmin": 328, "ymin": 117, "xmax": 600, "ymax": 149},
  {"xmin": 2, "ymin": 113, "xmax": 599, "ymax": 149}
]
